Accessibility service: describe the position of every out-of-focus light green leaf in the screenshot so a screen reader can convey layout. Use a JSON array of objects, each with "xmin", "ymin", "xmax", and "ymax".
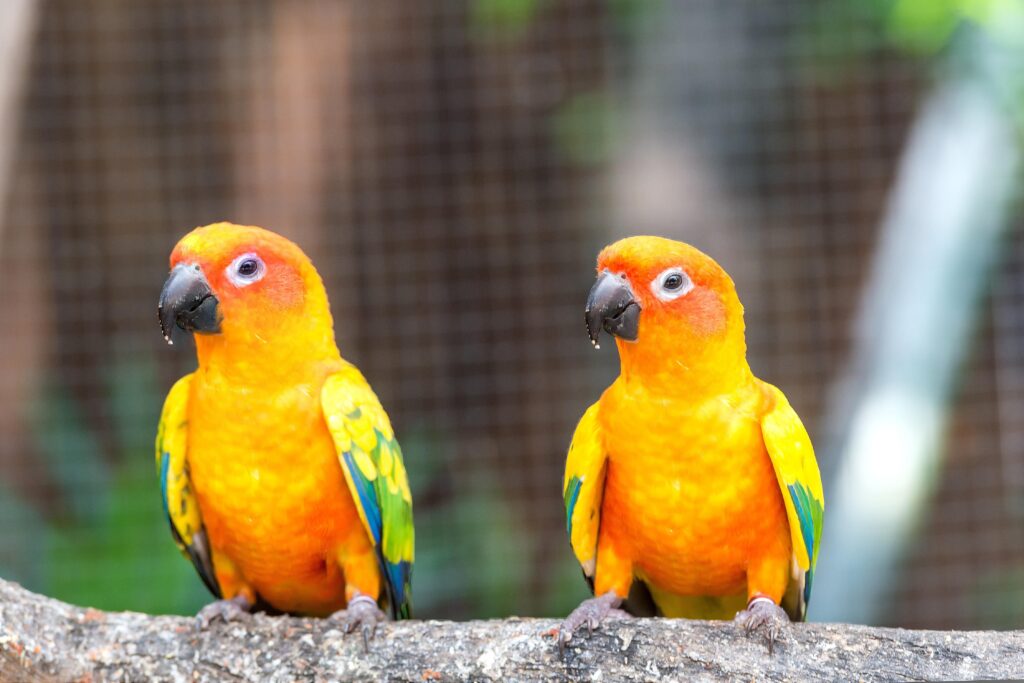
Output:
[
  {"xmin": 953, "ymin": 0, "xmax": 1024, "ymax": 49},
  {"xmin": 887, "ymin": 0, "xmax": 1024, "ymax": 54},
  {"xmin": 471, "ymin": 0, "xmax": 544, "ymax": 40},
  {"xmin": 552, "ymin": 91, "xmax": 620, "ymax": 166},
  {"xmin": 887, "ymin": 0, "xmax": 961, "ymax": 55},
  {"xmin": 807, "ymin": 0, "xmax": 1024, "ymax": 65}
]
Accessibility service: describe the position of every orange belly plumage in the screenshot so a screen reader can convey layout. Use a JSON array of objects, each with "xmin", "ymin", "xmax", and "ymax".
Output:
[
  {"xmin": 186, "ymin": 378, "xmax": 374, "ymax": 616},
  {"xmin": 598, "ymin": 381, "xmax": 792, "ymax": 613}
]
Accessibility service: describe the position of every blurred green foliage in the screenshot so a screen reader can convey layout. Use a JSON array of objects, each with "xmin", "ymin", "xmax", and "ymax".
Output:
[
  {"xmin": 32, "ymin": 379, "xmax": 109, "ymax": 523},
  {"xmin": 469, "ymin": 0, "xmax": 545, "ymax": 40},
  {"xmin": 24, "ymin": 354, "xmax": 209, "ymax": 614},
  {"xmin": 970, "ymin": 567, "xmax": 1024, "ymax": 629},
  {"xmin": 395, "ymin": 428, "xmax": 589, "ymax": 618},
  {"xmin": 804, "ymin": 0, "xmax": 1024, "ymax": 145},
  {"xmin": 0, "ymin": 482, "xmax": 43, "ymax": 589},
  {"xmin": 802, "ymin": 0, "xmax": 1024, "ymax": 74},
  {"xmin": 887, "ymin": 0, "xmax": 1024, "ymax": 54},
  {"xmin": 45, "ymin": 452, "xmax": 209, "ymax": 614}
]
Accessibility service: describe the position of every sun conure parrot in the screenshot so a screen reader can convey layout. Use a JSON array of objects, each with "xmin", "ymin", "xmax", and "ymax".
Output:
[
  {"xmin": 559, "ymin": 236, "xmax": 823, "ymax": 651},
  {"xmin": 155, "ymin": 222, "xmax": 414, "ymax": 640}
]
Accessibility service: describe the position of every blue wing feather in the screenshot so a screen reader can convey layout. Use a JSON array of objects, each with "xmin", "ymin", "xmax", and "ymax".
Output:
[
  {"xmin": 564, "ymin": 475, "xmax": 583, "ymax": 537},
  {"xmin": 787, "ymin": 483, "xmax": 817, "ymax": 564},
  {"xmin": 159, "ymin": 452, "xmax": 171, "ymax": 516},
  {"xmin": 342, "ymin": 449, "xmax": 384, "ymax": 544}
]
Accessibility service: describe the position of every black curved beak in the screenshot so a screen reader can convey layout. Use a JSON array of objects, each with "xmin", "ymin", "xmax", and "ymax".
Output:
[
  {"xmin": 158, "ymin": 264, "xmax": 221, "ymax": 344},
  {"xmin": 585, "ymin": 270, "xmax": 640, "ymax": 348}
]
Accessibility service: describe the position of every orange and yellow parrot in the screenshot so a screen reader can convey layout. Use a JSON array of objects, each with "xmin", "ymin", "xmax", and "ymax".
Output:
[
  {"xmin": 155, "ymin": 222, "xmax": 413, "ymax": 638},
  {"xmin": 559, "ymin": 236, "xmax": 823, "ymax": 651}
]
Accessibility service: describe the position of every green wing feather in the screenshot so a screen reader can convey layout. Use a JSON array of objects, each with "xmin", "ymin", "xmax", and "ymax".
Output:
[
  {"xmin": 155, "ymin": 374, "xmax": 220, "ymax": 597},
  {"xmin": 322, "ymin": 364, "xmax": 414, "ymax": 619},
  {"xmin": 759, "ymin": 381, "xmax": 825, "ymax": 620}
]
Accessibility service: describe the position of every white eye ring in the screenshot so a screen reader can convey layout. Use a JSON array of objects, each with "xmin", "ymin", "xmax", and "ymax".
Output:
[
  {"xmin": 226, "ymin": 252, "xmax": 266, "ymax": 288},
  {"xmin": 650, "ymin": 267, "xmax": 693, "ymax": 301}
]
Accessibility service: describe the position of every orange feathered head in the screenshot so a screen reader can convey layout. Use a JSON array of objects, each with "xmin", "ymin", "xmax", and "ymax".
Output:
[
  {"xmin": 586, "ymin": 236, "xmax": 746, "ymax": 375},
  {"xmin": 159, "ymin": 222, "xmax": 332, "ymax": 349}
]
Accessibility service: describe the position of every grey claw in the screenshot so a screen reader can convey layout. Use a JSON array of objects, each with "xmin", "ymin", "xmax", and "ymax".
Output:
[
  {"xmin": 194, "ymin": 595, "xmax": 252, "ymax": 632},
  {"xmin": 734, "ymin": 598, "xmax": 790, "ymax": 654},
  {"xmin": 556, "ymin": 591, "xmax": 625, "ymax": 657},
  {"xmin": 557, "ymin": 628, "xmax": 574, "ymax": 660},
  {"xmin": 329, "ymin": 593, "xmax": 387, "ymax": 650}
]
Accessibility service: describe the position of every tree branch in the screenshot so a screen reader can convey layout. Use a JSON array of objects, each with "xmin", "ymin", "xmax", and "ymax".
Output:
[{"xmin": 0, "ymin": 578, "xmax": 1020, "ymax": 682}]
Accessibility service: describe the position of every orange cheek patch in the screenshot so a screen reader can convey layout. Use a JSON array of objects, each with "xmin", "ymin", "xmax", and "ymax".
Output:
[
  {"xmin": 262, "ymin": 268, "xmax": 305, "ymax": 310},
  {"xmin": 685, "ymin": 288, "xmax": 727, "ymax": 338}
]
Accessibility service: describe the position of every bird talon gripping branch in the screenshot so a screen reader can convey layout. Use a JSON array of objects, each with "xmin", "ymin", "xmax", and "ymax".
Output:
[
  {"xmin": 557, "ymin": 590, "xmax": 622, "ymax": 656},
  {"xmin": 155, "ymin": 223, "xmax": 414, "ymax": 632},
  {"xmin": 194, "ymin": 594, "xmax": 253, "ymax": 631},
  {"xmin": 735, "ymin": 596, "xmax": 791, "ymax": 653},
  {"xmin": 561, "ymin": 236, "xmax": 823, "ymax": 652},
  {"xmin": 330, "ymin": 593, "xmax": 387, "ymax": 651}
]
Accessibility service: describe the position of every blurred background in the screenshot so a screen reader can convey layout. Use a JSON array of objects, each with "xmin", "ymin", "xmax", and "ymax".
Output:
[{"xmin": 1, "ymin": 0, "xmax": 1022, "ymax": 629}]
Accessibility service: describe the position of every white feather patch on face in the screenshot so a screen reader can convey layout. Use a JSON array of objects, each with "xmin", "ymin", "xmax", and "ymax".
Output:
[
  {"xmin": 226, "ymin": 252, "xmax": 266, "ymax": 288},
  {"xmin": 649, "ymin": 266, "xmax": 693, "ymax": 302}
]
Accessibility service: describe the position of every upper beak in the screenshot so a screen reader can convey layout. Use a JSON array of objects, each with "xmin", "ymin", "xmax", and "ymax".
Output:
[
  {"xmin": 158, "ymin": 264, "xmax": 221, "ymax": 344},
  {"xmin": 585, "ymin": 270, "xmax": 640, "ymax": 348}
]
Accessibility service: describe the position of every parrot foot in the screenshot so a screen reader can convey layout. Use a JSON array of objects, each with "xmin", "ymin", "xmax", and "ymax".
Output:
[
  {"xmin": 195, "ymin": 594, "xmax": 253, "ymax": 631},
  {"xmin": 330, "ymin": 593, "xmax": 387, "ymax": 652},
  {"xmin": 556, "ymin": 590, "xmax": 628, "ymax": 657},
  {"xmin": 734, "ymin": 596, "xmax": 790, "ymax": 654}
]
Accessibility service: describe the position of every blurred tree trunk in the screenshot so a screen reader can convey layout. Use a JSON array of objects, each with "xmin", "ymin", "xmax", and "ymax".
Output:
[
  {"xmin": 230, "ymin": 0, "xmax": 354, "ymax": 331},
  {"xmin": 0, "ymin": 0, "xmax": 36, "ymax": 255}
]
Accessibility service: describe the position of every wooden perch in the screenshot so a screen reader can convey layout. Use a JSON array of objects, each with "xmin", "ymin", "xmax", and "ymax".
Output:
[{"xmin": 0, "ymin": 578, "xmax": 1021, "ymax": 682}]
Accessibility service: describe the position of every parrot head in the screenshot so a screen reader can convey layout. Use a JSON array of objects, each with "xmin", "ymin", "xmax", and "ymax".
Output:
[
  {"xmin": 586, "ymin": 235, "xmax": 746, "ymax": 374},
  {"xmin": 159, "ymin": 222, "xmax": 333, "ymax": 352}
]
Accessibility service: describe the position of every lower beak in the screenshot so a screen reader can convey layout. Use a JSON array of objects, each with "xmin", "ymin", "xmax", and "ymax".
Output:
[
  {"xmin": 585, "ymin": 270, "xmax": 640, "ymax": 347},
  {"xmin": 158, "ymin": 264, "xmax": 221, "ymax": 344}
]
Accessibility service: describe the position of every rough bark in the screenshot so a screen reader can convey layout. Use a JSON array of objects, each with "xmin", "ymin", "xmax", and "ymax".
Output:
[{"xmin": 0, "ymin": 578, "xmax": 1020, "ymax": 682}]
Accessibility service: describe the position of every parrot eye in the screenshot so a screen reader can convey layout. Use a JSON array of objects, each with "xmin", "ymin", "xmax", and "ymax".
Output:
[
  {"xmin": 227, "ymin": 253, "xmax": 266, "ymax": 287},
  {"xmin": 651, "ymin": 267, "xmax": 693, "ymax": 301}
]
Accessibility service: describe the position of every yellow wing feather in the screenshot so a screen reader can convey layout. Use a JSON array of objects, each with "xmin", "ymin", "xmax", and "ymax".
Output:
[
  {"xmin": 155, "ymin": 373, "xmax": 219, "ymax": 597},
  {"xmin": 759, "ymin": 381, "xmax": 824, "ymax": 582},
  {"xmin": 563, "ymin": 402, "xmax": 608, "ymax": 580}
]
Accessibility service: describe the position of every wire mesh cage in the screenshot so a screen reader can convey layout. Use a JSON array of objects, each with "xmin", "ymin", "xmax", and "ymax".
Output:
[{"xmin": 0, "ymin": 0, "xmax": 1021, "ymax": 628}]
